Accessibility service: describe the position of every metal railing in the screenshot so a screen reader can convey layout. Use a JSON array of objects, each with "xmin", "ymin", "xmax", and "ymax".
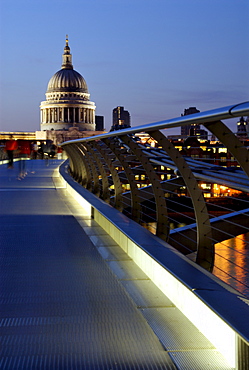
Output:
[{"xmin": 61, "ymin": 102, "xmax": 249, "ymax": 288}]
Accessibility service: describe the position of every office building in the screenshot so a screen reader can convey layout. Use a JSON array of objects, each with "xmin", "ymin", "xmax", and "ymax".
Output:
[
  {"xmin": 95, "ymin": 115, "xmax": 104, "ymax": 131},
  {"xmin": 110, "ymin": 106, "xmax": 131, "ymax": 131},
  {"xmin": 181, "ymin": 107, "xmax": 208, "ymax": 139}
]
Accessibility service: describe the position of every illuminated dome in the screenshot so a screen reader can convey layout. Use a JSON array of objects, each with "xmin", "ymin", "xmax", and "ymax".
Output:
[
  {"xmin": 46, "ymin": 36, "xmax": 88, "ymax": 93},
  {"xmin": 40, "ymin": 36, "xmax": 96, "ymax": 132},
  {"xmin": 47, "ymin": 69, "xmax": 88, "ymax": 93}
]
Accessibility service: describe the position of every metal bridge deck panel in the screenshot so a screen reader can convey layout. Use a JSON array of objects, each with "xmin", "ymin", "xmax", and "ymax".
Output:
[
  {"xmin": 87, "ymin": 220, "xmax": 235, "ymax": 370},
  {"xmin": 0, "ymin": 161, "xmax": 177, "ymax": 369}
]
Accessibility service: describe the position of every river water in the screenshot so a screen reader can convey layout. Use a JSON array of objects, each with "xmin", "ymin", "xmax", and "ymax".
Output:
[
  {"xmin": 142, "ymin": 222, "xmax": 249, "ymax": 298},
  {"xmin": 213, "ymin": 232, "xmax": 249, "ymax": 298}
]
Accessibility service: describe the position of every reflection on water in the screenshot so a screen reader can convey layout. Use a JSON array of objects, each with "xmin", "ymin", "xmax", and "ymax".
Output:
[
  {"xmin": 142, "ymin": 222, "xmax": 249, "ymax": 298},
  {"xmin": 213, "ymin": 233, "xmax": 249, "ymax": 298},
  {"xmin": 140, "ymin": 221, "xmax": 249, "ymax": 298}
]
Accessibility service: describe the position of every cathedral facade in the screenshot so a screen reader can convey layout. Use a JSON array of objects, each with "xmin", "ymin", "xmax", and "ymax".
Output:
[{"xmin": 40, "ymin": 37, "xmax": 96, "ymax": 132}]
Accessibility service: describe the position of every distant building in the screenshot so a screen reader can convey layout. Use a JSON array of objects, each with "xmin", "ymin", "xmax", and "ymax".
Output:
[
  {"xmin": 181, "ymin": 107, "xmax": 200, "ymax": 137},
  {"xmin": 110, "ymin": 106, "xmax": 131, "ymax": 131},
  {"xmin": 181, "ymin": 107, "xmax": 208, "ymax": 139},
  {"xmin": 0, "ymin": 132, "xmax": 36, "ymax": 141},
  {"xmin": 40, "ymin": 36, "xmax": 96, "ymax": 132},
  {"xmin": 236, "ymin": 117, "xmax": 248, "ymax": 139},
  {"xmin": 95, "ymin": 115, "xmax": 104, "ymax": 131}
]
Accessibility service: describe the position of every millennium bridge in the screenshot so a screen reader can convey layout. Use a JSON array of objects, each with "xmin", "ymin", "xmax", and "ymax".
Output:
[{"xmin": 1, "ymin": 102, "xmax": 249, "ymax": 369}]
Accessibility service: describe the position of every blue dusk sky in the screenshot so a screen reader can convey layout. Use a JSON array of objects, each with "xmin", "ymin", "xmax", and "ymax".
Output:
[{"xmin": 0, "ymin": 0, "xmax": 248, "ymax": 134}]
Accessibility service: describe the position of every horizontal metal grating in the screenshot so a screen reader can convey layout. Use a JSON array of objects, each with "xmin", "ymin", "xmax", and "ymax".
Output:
[{"xmin": 0, "ymin": 161, "xmax": 177, "ymax": 370}]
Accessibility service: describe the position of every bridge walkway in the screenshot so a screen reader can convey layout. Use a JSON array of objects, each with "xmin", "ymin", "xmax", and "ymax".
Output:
[{"xmin": 0, "ymin": 160, "xmax": 233, "ymax": 369}]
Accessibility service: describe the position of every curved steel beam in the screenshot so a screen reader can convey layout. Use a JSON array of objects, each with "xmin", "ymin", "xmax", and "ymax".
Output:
[
  {"xmin": 121, "ymin": 134, "xmax": 169, "ymax": 241},
  {"xmin": 92, "ymin": 141, "xmax": 123, "ymax": 211},
  {"xmin": 78, "ymin": 143, "xmax": 99, "ymax": 194},
  {"xmin": 86, "ymin": 142, "xmax": 111, "ymax": 202},
  {"xmin": 103, "ymin": 137, "xmax": 142, "ymax": 223},
  {"xmin": 74, "ymin": 143, "xmax": 92, "ymax": 189},
  {"xmin": 63, "ymin": 146, "xmax": 75, "ymax": 175},
  {"xmin": 64, "ymin": 145, "xmax": 84, "ymax": 184},
  {"xmin": 150, "ymin": 130, "xmax": 214, "ymax": 271},
  {"xmin": 204, "ymin": 120, "xmax": 249, "ymax": 179}
]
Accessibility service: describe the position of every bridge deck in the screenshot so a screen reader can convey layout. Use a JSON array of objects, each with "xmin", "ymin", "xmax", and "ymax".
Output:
[{"xmin": 0, "ymin": 160, "xmax": 233, "ymax": 369}]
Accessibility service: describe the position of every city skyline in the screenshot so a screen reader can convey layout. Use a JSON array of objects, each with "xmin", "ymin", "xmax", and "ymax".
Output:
[{"xmin": 0, "ymin": 0, "xmax": 248, "ymax": 134}]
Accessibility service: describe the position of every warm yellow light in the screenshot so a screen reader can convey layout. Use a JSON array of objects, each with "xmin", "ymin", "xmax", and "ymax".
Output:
[
  {"xmin": 200, "ymin": 183, "xmax": 211, "ymax": 190},
  {"xmin": 218, "ymin": 148, "xmax": 227, "ymax": 153}
]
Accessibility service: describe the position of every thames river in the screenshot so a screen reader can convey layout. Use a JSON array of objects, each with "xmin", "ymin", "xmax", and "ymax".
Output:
[
  {"xmin": 143, "ymin": 222, "xmax": 249, "ymax": 299},
  {"xmin": 213, "ymin": 232, "xmax": 249, "ymax": 298}
]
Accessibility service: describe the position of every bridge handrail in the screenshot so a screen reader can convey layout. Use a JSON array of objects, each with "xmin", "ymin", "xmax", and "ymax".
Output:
[
  {"xmin": 61, "ymin": 101, "xmax": 249, "ymax": 275},
  {"xmin": 61, "ymin": 101, "xmax": 249, "ymax": 144}
]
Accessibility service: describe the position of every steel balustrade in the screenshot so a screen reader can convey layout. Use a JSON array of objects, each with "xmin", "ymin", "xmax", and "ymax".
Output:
[
  {"xmin": 103, "ymin": 137, "xmax": 142, "ymax": 222},
  {"xmin": 61, "ymin": 102, "xmax": 249, "ymax": 273},
  {"xmin": 203, "ymin": 120, "xmax": 249, "ymax": 178},
  {"xmin": 93, "ymin": 140, "xmax": 123, "ymax": 210}
]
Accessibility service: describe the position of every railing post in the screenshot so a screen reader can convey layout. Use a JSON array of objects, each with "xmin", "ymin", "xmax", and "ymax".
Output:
[
  {"xmin": 204, "ymin": 120, "xmax": 249, "ymax": 178},
  {"xmin": 150, "ymin": 130, "xmax": 214, "ymax": 271},
  {"xmin": 121, "ymin": 134, "xmax": 169, "ymax": 241},
  {"xmin": 78, "ymin": 143, "xmax": 100, "ymax": 195},
  {"xmin": 74, "ymin": 143, "xmax": 92, "ymax": 190},
  {"xmin": 92, "ymin": 141, "xmax": 123, "ymax": 211},
  {"xmin": 84, "ymin": 142, "xmax": 110, "ymax": 200},
  {"xmin": 103, "ymin": 137, "xmax": 142, "ymax": 223},
  {"xmin": 64, "ymin": 145, "xmax": 83, "ymax": 183}
]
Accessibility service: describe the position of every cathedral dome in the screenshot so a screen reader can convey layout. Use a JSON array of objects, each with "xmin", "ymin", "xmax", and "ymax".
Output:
[
  {"xmin": 46, "ymin": 35, "xmax": 88, "ymax": 94},
  {"xmin": 40, "ymin": 36, "xmax": 96, "ymax": 133},
  {"xmin": 47, "ymin": 69, "xmax": 88, "ymax": 93}
]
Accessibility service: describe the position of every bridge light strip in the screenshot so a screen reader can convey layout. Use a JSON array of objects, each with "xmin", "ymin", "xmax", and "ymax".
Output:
[{"xmin": 126, "ymin": 239, "xmax": 236, "ymax": 367}]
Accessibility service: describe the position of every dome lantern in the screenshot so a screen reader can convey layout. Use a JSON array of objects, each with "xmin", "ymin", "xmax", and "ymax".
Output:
[{"xmin": 61, "ymin": 35, "xmax": 73, "ymax": 70}]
